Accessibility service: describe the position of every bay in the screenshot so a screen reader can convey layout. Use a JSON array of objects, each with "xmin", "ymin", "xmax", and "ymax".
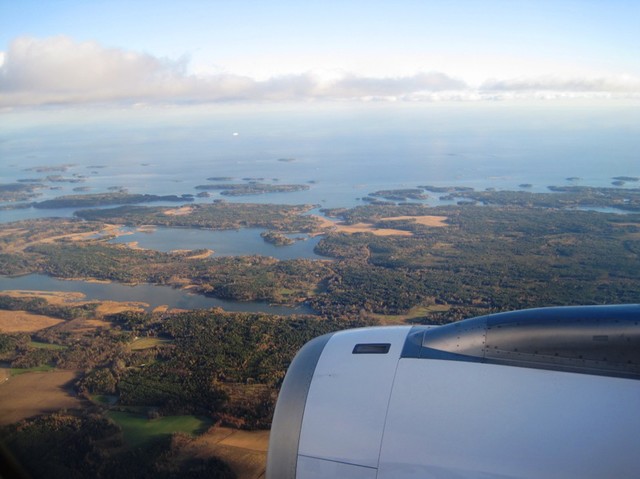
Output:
[
  {"xmin": 109, "ymin": 226, "xmax": 325, "ymax": 260},
  {"xmin": 0, "ymin": 274, "xmax": 314, "ymax": 316}
]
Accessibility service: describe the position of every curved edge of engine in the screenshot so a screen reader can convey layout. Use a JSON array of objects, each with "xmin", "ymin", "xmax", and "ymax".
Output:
[{"xmin": 266, "ymin": 332, "xmax": 335, "ymax": 479}]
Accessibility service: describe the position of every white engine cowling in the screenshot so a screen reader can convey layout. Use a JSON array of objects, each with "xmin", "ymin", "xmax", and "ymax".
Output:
[{"xmin": 267, "ymin": 305, "xmax": 640, "ymax": 479}]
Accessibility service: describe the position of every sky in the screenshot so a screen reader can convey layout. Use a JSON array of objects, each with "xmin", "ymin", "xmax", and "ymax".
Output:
[{"xmin": 1, "ymin": 0, "xmax": 639, "ymax": 108}]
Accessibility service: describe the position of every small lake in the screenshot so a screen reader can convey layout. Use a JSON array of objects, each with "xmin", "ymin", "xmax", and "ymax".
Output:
[
  {"xmin": 0, "ymin": 274, "xmax": 314, "ymax": 316},
  {"xmin": 108, "ymin": 226, "xmax": 326, "ymax": 260}
]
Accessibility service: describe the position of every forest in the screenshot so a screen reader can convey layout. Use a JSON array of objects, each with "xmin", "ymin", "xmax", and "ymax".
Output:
[{"xmin": 0, "ymin": 300, "xmax": 369, "ymax": 478}]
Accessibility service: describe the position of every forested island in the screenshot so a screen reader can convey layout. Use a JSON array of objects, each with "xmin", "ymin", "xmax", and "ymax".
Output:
[
  {"xmin": 260, "ymin": 231, "xmax": 296, "ymax": 246},
  {"xmin": 2, "ymin": 185, "xmax": 640, "ymax": 478},
  {"xmin": 35, "ymin": 192, "xmax": 193, "ymax": 209},
  {"xmin": 366, "ymin": 188, "xmax": 429, "ymax": 201},
  {"xmin": 194, "ymin": 183, "xmax": 309, "ymax": 196},
  {"xmin": 436, "ymin": 185, "xmax": 640, "ymax": 211},
  {"xmin": 0, "ymin": 183, "xmax": 44, "ymax": 203}
]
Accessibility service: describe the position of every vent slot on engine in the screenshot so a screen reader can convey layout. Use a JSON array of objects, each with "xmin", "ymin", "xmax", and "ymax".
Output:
[{"xmin": 353, "ymin": 343, "xmax": 391, "ymax": 354}]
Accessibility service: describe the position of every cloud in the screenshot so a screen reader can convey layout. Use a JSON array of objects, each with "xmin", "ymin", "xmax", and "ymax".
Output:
[
  {"xmin": 0, "ymin": 36, "xmax": 467, "ymax": 105},
  {"xmin": 0, "ymin": 36, "xmax": 194, "ymax": 104},
  {"xmin": 323, "ymin": 72, "xmax": 467, "ymax": 98},
  {"xmin": 480, "ymin": 75, "xmax": 640, "ymax": 94},
  {"xmin": 1, "ymin": 36, "xmax": 639, "ymax": 107}
]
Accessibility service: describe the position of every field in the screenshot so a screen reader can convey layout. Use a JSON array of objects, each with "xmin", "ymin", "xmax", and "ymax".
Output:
[
  {"xmin": 311, "ymin": 214, "xmax": 448, "ymax": 237},
  {"xmin": 163, "ymin": 206, "xmax": 194, "ymax": 216},
  {"xmin": 0, "ymin": 370, "xmax": 83, "ymax": 425},
  {"xmin": 0, "ymin": 310, "xmax": 65, "ymax": 333},
  {"xmin": 370, "ymin": 304, "xmax": 452, "ymax": 325},
  {"xmin": 384, "ymin": 215, "xmax": 449, "ymax": 227},
  {"xmin": 94, "ymin": 300, "xmax": 148, "ymax": 315},
  {"xmin": 0, "ymin": 291, "xmax": 147, "ymax": 332},
  {"xmin": 11, "ymin": 365, "xmax": 56, "ymax": 376},
  {"xmin": 107, "ymin": 411, "xmax": 213, "ymax": 448},
  {"xmin": 330, "ymin": 222, "xmax": 414, "ymax": 236},
  {"xmin": 0, "ymin": 223, "xmax": 122, "ymax": 254},
  {"xmin": 130, "ymin": 337, "xmax": 174, "ymax": 350},
  {"xmin": 1, "ymin": 290, "xmax": 86, "ymax": 305},
  {"xmin": 184, "ymin": 426, "xmax": 269, "ymax": 479},
  {"xmin": 30, "ymin": 340, "xmax": 66, "ymax": 350}
]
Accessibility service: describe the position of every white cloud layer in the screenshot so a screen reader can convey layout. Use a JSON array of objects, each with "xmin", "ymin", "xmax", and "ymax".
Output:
[
  {"xmin": 1, "ymin": 36, "xmax": 639, "ymax": 108},
  {"xmin": 480, "ymin": 75, "xmax": 640, "ymax": 93}
]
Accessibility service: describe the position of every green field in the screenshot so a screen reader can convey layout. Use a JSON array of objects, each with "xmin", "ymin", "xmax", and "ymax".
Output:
[
  {"xmin": 371, "ymin": 304, "xmax": 451, "ymax": 324},
  {"xmin": 107, "ymin": 411, "xmax": 212, "ymax": 447},
  {"xmin": 91, "ymin": 394, "xmax": 118, "ymax": 406},
  {"xmin": 130, "ymin": 337, "xmax": 174, "ymax": 350},
  {"xmin": 29, "ymin": 341, "xmax": 67, "ymax": 351},
  {"xmin": 10, "ymin": 365, "xmax": 55, "ymax": 376}
]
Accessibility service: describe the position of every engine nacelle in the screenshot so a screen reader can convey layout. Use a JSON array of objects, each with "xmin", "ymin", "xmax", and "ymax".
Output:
[{"xmin": 267, "ymin": 305, "xmax": 640, "ymax": 479}]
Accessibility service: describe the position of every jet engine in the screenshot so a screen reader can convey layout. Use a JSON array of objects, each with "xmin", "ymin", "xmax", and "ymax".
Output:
[{"xmin": 267, "ymin": 305, "xmax": 640, "ymax": 479}]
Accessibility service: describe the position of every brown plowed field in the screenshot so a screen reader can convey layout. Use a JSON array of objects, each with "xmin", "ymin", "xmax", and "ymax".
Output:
[{"xmin": 0, "ymin": 370, "xmax": 83, "ymax": 425}]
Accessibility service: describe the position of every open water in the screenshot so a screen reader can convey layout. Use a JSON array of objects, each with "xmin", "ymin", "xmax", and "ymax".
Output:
[
  {"xmin": 108, "ymin": 226, "xmax": 325, "ymax": 260},
  {"xmin": 3, "ymin": 103, "xmax": 639, "ymax": 215}
]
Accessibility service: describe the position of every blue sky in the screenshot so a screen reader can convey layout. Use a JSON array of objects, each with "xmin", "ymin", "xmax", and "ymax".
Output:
[{"xmin": 1, "ymin": 0, "xmax": 639, "ymax": 107}]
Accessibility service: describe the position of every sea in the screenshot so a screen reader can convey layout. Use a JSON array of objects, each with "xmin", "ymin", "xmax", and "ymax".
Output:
[{"xmin": 2, "ymin": 101, "xmax": 639, "ymax": 312}]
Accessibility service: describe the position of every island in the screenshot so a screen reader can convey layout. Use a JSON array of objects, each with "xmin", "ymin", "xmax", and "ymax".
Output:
[
  {"xmin": 25, "ymin": 164, "xmax": 75, "ymax": 173},
  {"xmin": 367, "ymin": 188, "xmax": 429, "ymax": 201},
  {"xmin": 194, "ymin": 183, "xmax": 310, "ymax": 196},
  {"xmin": 419, "ymin": 185, "xmax": 474, "ymax": 193},
  {"xmin": 260, "ymin": 231, "xmax": 295, "ymax": 246},
  {"xmin": 43, "ymin": 175, "xmax": 85, "ymax": 183},
  {"xmin": 0, "ymin": 183, "xmax": 44, "ymax": 202},
  {"xmin": 34, "ymin": 192, "xmax": 194, "ymax": 209},
  {"xmin": 430, "ymin": 185, "xmax": 640, "ymax": 212}
]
